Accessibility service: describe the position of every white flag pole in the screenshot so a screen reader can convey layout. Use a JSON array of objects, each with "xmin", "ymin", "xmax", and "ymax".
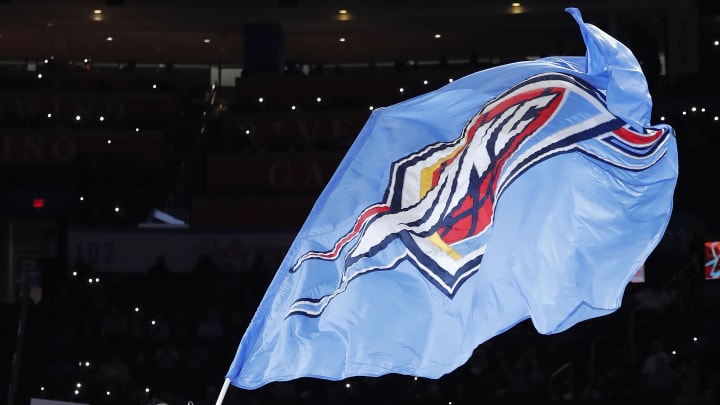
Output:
[{"xmin": 215, "ymin": 378, "xmax": 231, "ymax": 405}]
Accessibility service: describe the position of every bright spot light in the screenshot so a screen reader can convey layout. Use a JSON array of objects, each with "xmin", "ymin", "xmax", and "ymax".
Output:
[
  {"xmin": 152, "ymin": 84, "xmax": 157, "ymax": 89},
  {"xmin": 345, "ymin": 383, "xmax": 351, "ymax": 388},
  {"xmin": 75, "ymin": 115, "xmax": 81, "ymax": 121},
  {"xmin": 106, "ymin": 391, "xmax": 110, "ymax": 396},
  {"xmin": 715, "ymin": 116, "xmax": 719, "ymax": 121},
  {"xmin": 85, "ymin": 361, "xmax": 90, "ymax": 366},
  {"xmin": 414, "ymin": 377, "xmax": 418, "ymax": 381},
  {"xmin": 702, "ymin": 108, "xmax": 706, "ymax": 112},
  {"xmin": 691, "ymin": 107, "xmax": 697, "ymax": 112},
  {"xmin": 88, "ymin": 278, "xmax": 93, "ymax": 284},
  {"xmin": 151, "ymin": 320, "xmax": 156, "ymax": 325},
  {"xmin": 99, "ymin": 116, "xmax": 105, "ymax": 121},
  {"xmin": 135, "ymin": 127, "xmax": 140, "ymax": 132},
  {"xmin": 291, "ymin": 105, "xmax": 296, "ymax": 110},
  {"xmin": 114, "ymin": 207, "xmax": 119, "ymax": 212},
  {"xmin": 316, "ymin": 97, "xmax": 322, "ymax": 102},
  {"xmin": 145, "ymin": 387, "xmax": 150, "ymax": 393},
  {"xmin": 47, "ymin": 113, "xmax": 52, "ymax": 118},
  {"xmin": 339, "ymin": 38, "xmax": 346, "ymax": 42},
  {"xmin": 434, "ymin": 34, "xmax": 441, "ymax": 39},
  {"xmin": 512, "ymin": 2, "xmax": 521, "ymax": 6},
  {"xmin": 693, "ymin": 337, "xmax": 698, "ymax": 341},
  {"xmin": 37, "ymin": 73, "xmax": 43, "ymax": 79},
  {"xmin": 135, "ymin": 307, "xmax": 140, "ymax": 312},
  {"xmin": 339, "ymin": 9, "xmax": 348, "ymax": 14},
  {"xmin": 399, "ymin": 87, "xmax": 404, "ymax": 93},
  {"xmin": 203, "ymin": 38, "xmax": 211, "ymax": 43},
  {"xmin": 672, "ymin": 350, "xmax": 677, "ymax": 355},
  {"xmin": 95, "ymin": 277, "xmax": 100, "ymax": 283},
  {"xmin": 448, "ymin": 78, "xmax": 454, "ymax": 83},
  {"xmin": 76, "ymin": 383, "xmax": 82, "ymax": 388},
  {"xmin": 72, "ymin": 271, "xmax": 77, "ymax": 276},
  {"xmin": 682, "ymin": 111, "xmax": 687, "ymax": 115},
  {"xmin": 107, "ymin": 139, "xmax": 112, "ymax": 144},
  {"xmin": 258, "ymin": 97, "xmax": 264, "ymax": 103},
  {"xmin": 41, "ymin": 387, "xmax": 45, "ymax": 391},
  {"xmin": 106, "ymin": 36, "xmax": 113, "ymax": 42},
  {"xmin": 715, "ymin": 40, "xmax": 719, "ymax": 46},
  {"xmin": 369, "ymin": 106, "xmax": 374, "ymax": 111},
  {"xmin": 93, "ymin": 9, "xmax": 102, "ymax": 14},
  {"xmin": 74, "ymin": 390, "xmax": 79, "ymax": 395},
  {"xmin": 660, "ymin": 116, "xmax": 665, "ymax": 121},
  {"xmin": 423, "ymin": 80, "xmax": 428, "ymax": 85}
]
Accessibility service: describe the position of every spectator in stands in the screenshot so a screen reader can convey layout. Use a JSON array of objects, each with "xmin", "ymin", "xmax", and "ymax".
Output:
[
  {"xmin": 96, "ymin": 352, "xmax": 131, "ymax": 392},
  {"xmin": 147, "ymin": 255, "xmax": 171, "ymax": 284},
  {"xmin": 154, "ymin": 341, "xmax": 181, "ymax": 374},
  {"xmin": 192, "ymin": 254, "xmax": 221, "ymax": 285},
  {"xmin": 641, "ymin": 340, "xmax": 680, "ymax": 399},
  {"xmin": 675, "ymin": 359, "xmax": 702, "ymax": 405}
]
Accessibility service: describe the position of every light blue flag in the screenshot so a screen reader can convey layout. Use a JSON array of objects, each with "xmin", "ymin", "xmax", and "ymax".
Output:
[{"xmin": 226, "ymin": 8, "xmax": 678, "ymax": 389}]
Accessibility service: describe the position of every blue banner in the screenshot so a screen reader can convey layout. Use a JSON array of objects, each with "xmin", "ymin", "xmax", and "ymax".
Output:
[{"xmin": 226, "ymin": 8, "xmax": 678, "ymax": 389}]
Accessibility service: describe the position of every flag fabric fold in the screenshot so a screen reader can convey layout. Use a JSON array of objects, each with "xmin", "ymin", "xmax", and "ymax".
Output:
[{"xmin": 226, "ymin": 7, "xmax": 678, "ymax": 389}]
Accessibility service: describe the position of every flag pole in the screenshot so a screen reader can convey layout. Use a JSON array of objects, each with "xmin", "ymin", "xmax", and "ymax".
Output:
[{"xmin": 215, "ymin": 378, "xmax": 231, "ymax": 405}]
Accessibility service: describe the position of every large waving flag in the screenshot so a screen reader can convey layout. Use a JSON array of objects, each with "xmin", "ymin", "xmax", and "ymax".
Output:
[{"xmin": 225, "ymin": 8, "xmax": 678, "ymax": 389}]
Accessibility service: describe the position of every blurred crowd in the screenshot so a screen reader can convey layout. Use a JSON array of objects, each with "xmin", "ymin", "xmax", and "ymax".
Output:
[{"xmin": 10, "ymin": 244, "xmax": 719, "ymax": 405}]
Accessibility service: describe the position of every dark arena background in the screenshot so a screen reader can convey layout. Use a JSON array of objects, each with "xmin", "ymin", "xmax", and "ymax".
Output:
[{"xmin": 0, "ymin": 0, "xmax": 719, "ymax": 404}]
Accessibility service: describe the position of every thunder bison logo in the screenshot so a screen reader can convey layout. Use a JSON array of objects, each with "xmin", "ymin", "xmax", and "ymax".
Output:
[{"xmin": 287, "ymin": 72, "xmax": 670, "ymax": 317}]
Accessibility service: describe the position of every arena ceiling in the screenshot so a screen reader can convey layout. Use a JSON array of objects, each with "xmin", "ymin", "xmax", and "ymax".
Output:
[{"xmin": 0, "ymin": 0, "xmax": 704, "ymax": 66}]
